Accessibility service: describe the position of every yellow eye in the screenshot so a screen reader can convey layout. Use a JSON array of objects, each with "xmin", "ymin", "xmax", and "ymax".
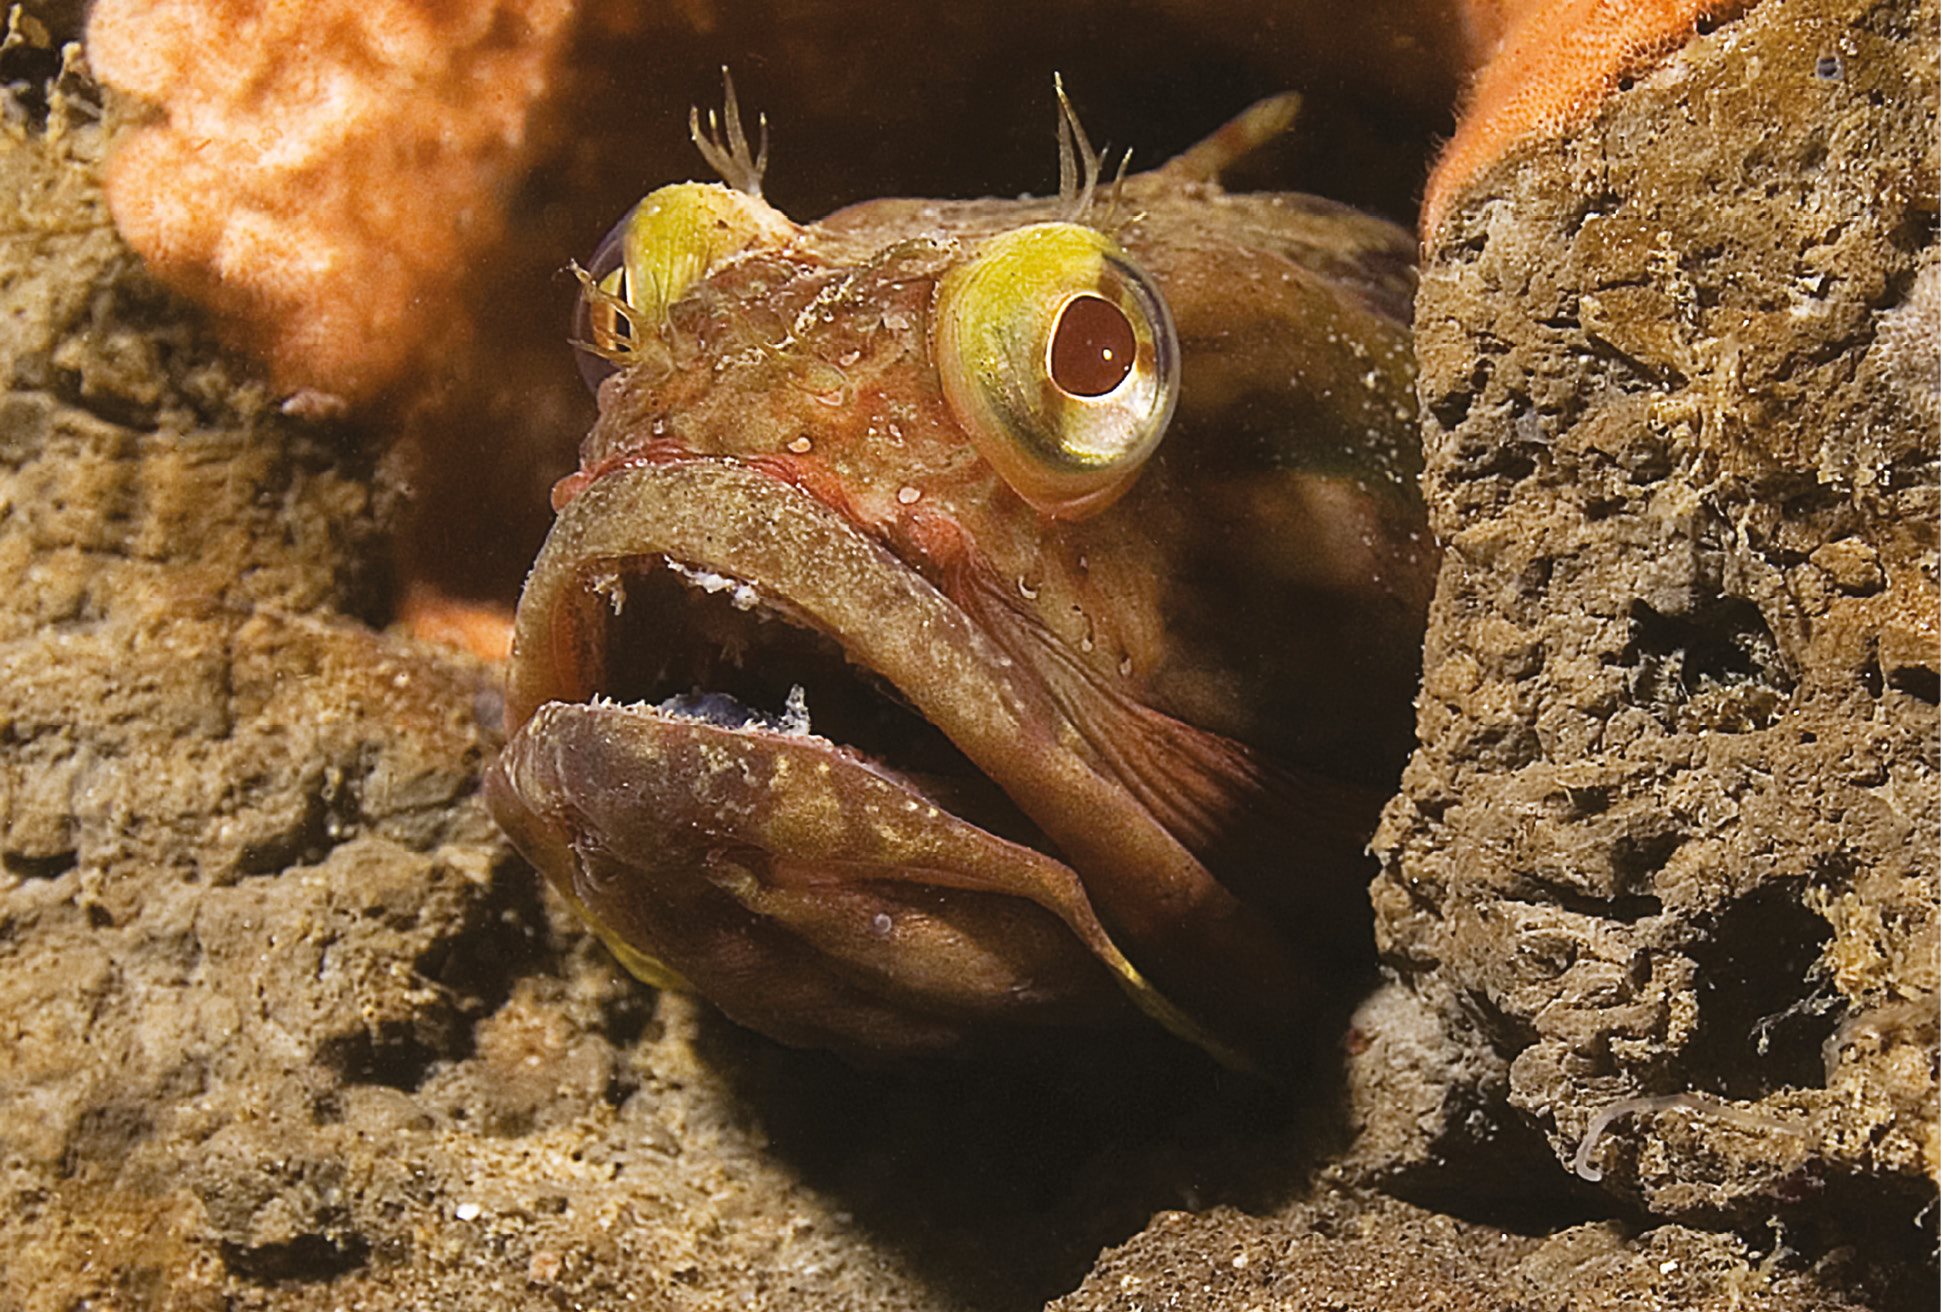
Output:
[
  {"xmin": 934, "ymin": 223, "xmax": 1178, "ymax": 519},
  {"xmin": 572, "ymin": 182, "xmax": 796, "ymax": 390}
]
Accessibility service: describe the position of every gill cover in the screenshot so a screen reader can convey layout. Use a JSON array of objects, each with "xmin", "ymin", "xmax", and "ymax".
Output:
[{"xmin": 933, "ymin": 222, "xmax": 1179, "ymax": 519}]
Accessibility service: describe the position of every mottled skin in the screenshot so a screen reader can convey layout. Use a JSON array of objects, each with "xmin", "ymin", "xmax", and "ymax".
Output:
[{"xmin": 487, "ymin": 128, "xmax": 1436, "ymax": 1068}]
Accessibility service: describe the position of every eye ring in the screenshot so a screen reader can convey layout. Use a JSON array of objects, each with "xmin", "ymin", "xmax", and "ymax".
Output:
[{"xmin": 933, "ymin": 222, "xmax": 1178, "ymax": 519}]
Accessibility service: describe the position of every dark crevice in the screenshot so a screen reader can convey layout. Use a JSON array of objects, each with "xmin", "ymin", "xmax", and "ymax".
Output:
[
  {"xmin": 1456, "ymin": 441, "xmax": 1538, "ymax": 484},
  {"xmin": 1886, "ymin": 663, "xmax": 1939, "ymax": 706},
  {"xmin": 1581, "ymin": 334, "xmax": 1688, "ymax": 390},
  {"xmin": 1549, "ymin": 784, "xmax": 1611, "ymax": 818},
  {"xmin": 1683, "ymin": 883, "xmax": 1839, "ymax": 1099},
  {"xmin": 46, "ymin": 358, "xmax": 161, "ymax": 432},
  {"xmin": 1622, "ymin": 595, "xmax": 1794, "ymax": 732},
  {"xmin": 1859, "ymin": 650, "xmax": 1885, "ymax": 700},
  {"xmin": 220, "ymin": 1232, "xmax": 371, "ymax": 1284},
  {"xmin": 1611, "ymin": 829, "xmax": 1684, "ymax": 887},
  {"xmin": 413, "ymin": 859, "xmax": 550, "ymax": 1010},
  {"xmin": 598, "ymin": 982, "xmax": 658, "ymax": 1049},
  {"xmin": 1463, "ymin": 985, "xmax": 1542, "ymax": 1055},
  {"xmin": 603, "ymin": 1067, "xmax": 642, "ymax": 1109},
  {"xmin": 4, "ymin": 848, "xmax": 77, "ymax": 879},
  {"xmin": 0, "ymin": 31, "xmax": 69, "ymax": 134},
  {"xmin": 1507, "ymin": 887, "xmax": 1664, "ymax": 926},
  {"xmin": 1375, "ymin": 1101, "xmax": 1611, "ymax": 1234},
  {"xmin": 234, "ymin": 792, "xmax": 336, "ymax": 878},
  {"xmin": 315, "ymin": 1022, "xmax": 450, "ymax": 1093},
  {"xmin": 1427, "ymin": 384, "xmax": 1476, "ymax": 430}
]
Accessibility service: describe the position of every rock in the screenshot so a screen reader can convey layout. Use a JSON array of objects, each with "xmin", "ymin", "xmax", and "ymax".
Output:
[
  {"xmin": 1051, "ymin": 1191, "xmax": 1903, "ymax": 1311},
  {"xmin": 1370, "ymin": 0, "xmax": 1936, "ymax": 1251},
  {"xmin": 0, "ymin": 1, "xmax": 1932, "ymax": 1309}
]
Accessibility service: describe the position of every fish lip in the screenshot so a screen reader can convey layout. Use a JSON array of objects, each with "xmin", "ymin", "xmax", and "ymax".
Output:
[
  {"xmin": 500, "ymin": 454, "xmax": 1098, "ymax": 916},
  {"xmin": 503, "ymin": 453, "xmax": 1106, "ymax": 875},
  {"xmin": 496, "ymin": 454, "xmax": 1309, "ymax": 1061},
  {"xmin": 503, "ymin": 453, "xmax": 1040, "ymax": 802},
  {"xmin": 501, "ymin": 531, "xmax": 1039, "ymax": 848}
]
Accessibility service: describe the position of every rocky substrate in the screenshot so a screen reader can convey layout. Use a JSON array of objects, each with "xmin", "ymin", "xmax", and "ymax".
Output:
[
  {"xmin": 0, "ymin": 2, "xmax": 1931, "ymax": 1310},
  {"xmin": 1368, "ymin": 0, "xmax": 1936, "ymax": 1243}
]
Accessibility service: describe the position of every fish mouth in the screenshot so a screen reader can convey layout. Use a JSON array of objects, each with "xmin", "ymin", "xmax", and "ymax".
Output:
[
  {"xmin": 550, "ymin": 545, "xmax": 1052, "ymax": 854},
  {"xmin": 486, "ymin": 457, "xmax": 1307, "ymax": 1063}
]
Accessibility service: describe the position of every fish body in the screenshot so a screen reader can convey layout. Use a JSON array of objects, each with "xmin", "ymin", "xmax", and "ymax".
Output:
[{"xmin": 487, "ymin": 97, "xmax": 1436, "ymax": 1067}]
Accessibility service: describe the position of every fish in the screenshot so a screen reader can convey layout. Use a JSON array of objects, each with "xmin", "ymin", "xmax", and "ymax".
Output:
[{"xmin": 485, "ymin": 80, "xmax": 1437, "ymax": 1070}]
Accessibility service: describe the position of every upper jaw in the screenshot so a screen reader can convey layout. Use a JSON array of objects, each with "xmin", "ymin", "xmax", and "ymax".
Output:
[{"xmin": 491, "ymin": 455, "xmax": 1312, "ymax": 1064}]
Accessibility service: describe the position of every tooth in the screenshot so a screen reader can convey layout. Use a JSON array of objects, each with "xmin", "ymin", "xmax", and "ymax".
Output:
[
  {"xmin": 589, "ymin": 570, "xmax": 627, "ymax": 614},
  {"xmin": 666, "ymin": 558, "xmax": 763, "ymax": 611}
]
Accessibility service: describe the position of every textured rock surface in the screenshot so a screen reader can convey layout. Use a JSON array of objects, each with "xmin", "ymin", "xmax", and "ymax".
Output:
[
  {"xmin": 1371, "ymin": 0, "xmax": 1936, "ymax": 1245},
  {"xmin": 0, "ymin": 1, "xmax": 1932, "ymax": 1310},
  {"xmin": 1053, "ymin": 1192, "xmax": 1898, "ymax": 1312}
]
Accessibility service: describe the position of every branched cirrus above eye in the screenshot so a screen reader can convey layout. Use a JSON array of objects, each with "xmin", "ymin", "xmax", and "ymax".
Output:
[
  {"xmin": 933, "ymin": 222, "xmax": 1179, "ymax": 520},
  {"xmin": 570, "ymin": 181, "xmax": 799, "ymax": 391}
]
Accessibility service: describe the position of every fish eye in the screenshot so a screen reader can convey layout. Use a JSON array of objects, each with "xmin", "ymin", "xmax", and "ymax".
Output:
[
  {"xmin": 570, "ymin": 183, "xmax": 798, "ymax": 393},
  {"xmin": 1049, "ymin": 294, "xmax": 1137, "ymax": 396},
  {"xmin": 934, "ymin": 222, "xmax": 1178, "ymax": 519}
]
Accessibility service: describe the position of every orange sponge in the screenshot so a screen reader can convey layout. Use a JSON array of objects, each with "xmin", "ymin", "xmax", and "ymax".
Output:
[
  {"xmin": 88, "ymin": 0, "xmax": 576, "ymax": 405},
  {"xmin": 1427, "ymin": 0, "xmax": 1761, "ymax": 237}
]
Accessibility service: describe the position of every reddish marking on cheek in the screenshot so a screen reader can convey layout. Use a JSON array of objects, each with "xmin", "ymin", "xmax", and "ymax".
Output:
[
  {"xmin": 743, "ymin": 454, "xmax": 869, "ymax": 527},
  {"xmin": 891, "ymin": 508, "xmax": 978, "ymax": 587},
  {"xmin": 551, "ymin": 440, "xmax": 700, "ymax": 510},
  {"xmin": 896, "ymin": 512, "xmax": 1045, "ymax": 655}
]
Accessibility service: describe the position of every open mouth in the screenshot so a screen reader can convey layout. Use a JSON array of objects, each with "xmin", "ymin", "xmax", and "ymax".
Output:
[
  {"xmin": 569, "ymin": 546, "xmax": 1056, "ymax": 853},
  {"xmin": 485, "ymin": 456, "xmax": 1297, "ymax": 1064}
]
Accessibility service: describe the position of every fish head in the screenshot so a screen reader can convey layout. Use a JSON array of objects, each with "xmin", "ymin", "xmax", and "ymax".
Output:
[{"xmin": 487, "ymin": 97, "xmax": 1436, "ymax": 1069}]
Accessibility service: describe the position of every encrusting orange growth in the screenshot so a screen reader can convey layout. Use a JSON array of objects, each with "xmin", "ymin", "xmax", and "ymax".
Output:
[
  {"xmin": 87, "ymin": 0, "xmax": 576, "ymax": 405},
  {"xmin": 397, "ymin": 580, "xmax": 516, "ymax": 664},
  {"xmin": 1426, "ymin": 0, "xmax": 1761, "ymax": 237}
]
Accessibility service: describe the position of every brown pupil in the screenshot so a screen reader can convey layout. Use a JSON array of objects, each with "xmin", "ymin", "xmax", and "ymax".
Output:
[{"xmin": 1049, "ymin": 294, "xmax": 1136, "ymax": 397}]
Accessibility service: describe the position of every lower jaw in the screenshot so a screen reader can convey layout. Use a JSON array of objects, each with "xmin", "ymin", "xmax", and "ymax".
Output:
[
  {"xmin": 498, "ymin": 457, "xmax": 1313, "ymax": 1066},
  {"xmin": 486, "ymin": 697, "xmax": 1190, "ymax": 1055}
]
